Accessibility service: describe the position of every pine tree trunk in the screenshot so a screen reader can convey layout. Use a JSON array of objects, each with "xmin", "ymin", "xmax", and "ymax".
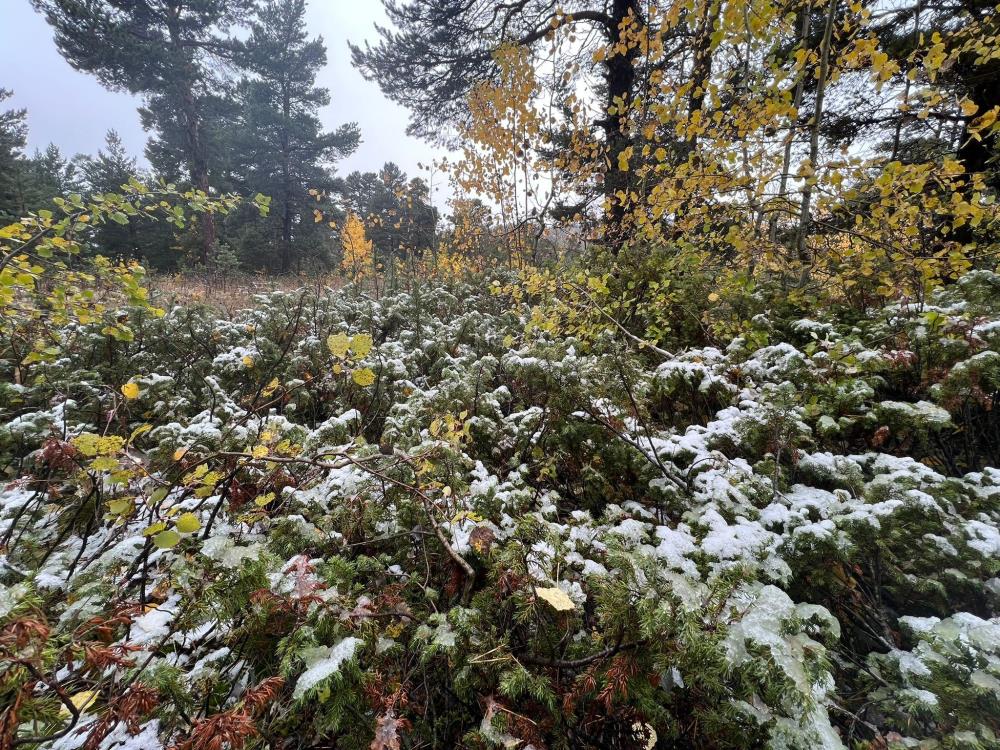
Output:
[
  {"xmin": 167, "ymin": 9, "xmax": 214, "ymax": 266},
  {"xmin": 958, "ymin": 70, "xmax": 1000, "ymax": 193},
  {"xmin": 281, "ymin": 88, "xmax": 293, "ymax": 274}
]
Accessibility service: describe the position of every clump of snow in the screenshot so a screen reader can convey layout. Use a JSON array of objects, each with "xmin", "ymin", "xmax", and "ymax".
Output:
[{"xmin": 293, "ymin": 637, "xmax": 364, "ymax": 699}]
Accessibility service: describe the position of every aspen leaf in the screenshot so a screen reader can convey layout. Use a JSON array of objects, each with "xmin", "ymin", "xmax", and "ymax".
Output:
[
  {"xmin": 535, "ymin": 586, "xmax": 575, "ymax": 611},
  {"xmin": 255, "ymin": 492, "xmax": 276, "ymax": 507},
  {"xmin": 327, "ymin": 332, "xmax": 350, "ymax": 358},
  {"xmin": 242, "ymin": 355, "xmax": 254, "ymax": 368},
  {"xmin": 121, "ymin": 382, "xmax": 140, "ymax": 399},
  {"xmin": 175, "ymin": 512, "xmax": 201, "ymax": 534},
  {"xmin": 352, "ymin": 367, "xmax": 376, "ymax": 386},
  {"xmin": 108, "ymin": 499, "xmax": 131, "ymax": 515},
  {"xmin": 153, "ymin": 529, "xmax": 181, "ymax": 549},
  {"xmin": 251, "ymin": 445, "xmax": 270, "ymax": 458},
  {"xmin": 351, "ymin": 333, "xmax": 373, "ymax": 358},
  {"xmin": 60, "ymin": 690, "xmax": 99, "ymax": 717}
]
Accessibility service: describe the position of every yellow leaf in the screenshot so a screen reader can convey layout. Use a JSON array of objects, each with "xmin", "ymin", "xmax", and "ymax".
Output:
[
  {"xmin": 173, "ymin": 447, "xmax": 188, "ymax": 462},
  {"xmin": 242, "ymin": 355, "xmax": 254, "ymax": 369},
  {"xmin": 351, "ymin": 333, "xmax": 373, "ymax": 358},
  {"xmin": 121, "ymin": 382, "xmax": 140, "ymax": 400},
  {"xmin": 175, "ymin": 512, "xmax": 201, "ymax": 534},
  {"xmin": 535, "ymin": 586, "xmax": 575, "ymax": 611},
  {"xmin": 60, "ymin": 690, "xmax": 99, "ymax": 718},
  {"xmin": 251, "ymin": 445, "xmax": 270, "ymax": 459},
  {"xmin": 327, "ymin": 332, "xmax": 350, "ymax": 358},
  {"xmin": 262, "ymin": 378, "xmax": 280, "ymax": 397},
  {"xmin": 351, "ymin": 367, "xmax": 376, "ymax": 387},
  {"xmin": 961, "ymin": 99, "xmax": 980, "ymax": 117}
]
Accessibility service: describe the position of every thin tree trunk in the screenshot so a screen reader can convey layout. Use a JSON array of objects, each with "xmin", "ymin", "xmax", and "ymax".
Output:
[
  {"xmin": 167, "ymin": 8, "xmax": 214, "ymax": 266},
  {"xmin": 281, "ymin": 84, "xmax": 293, "ymax": 273},
  {"xmin": 686, "ymin": 0, "xmax": 720, "ymax": 154},
  {"xmin": 601, "ymin": 0, "xmax": 644, "ymax": 253},
  {"xmin": 891, "ymin": 1, "xmax": 921, "ymax": 159},
  {"xmin": 796, "ymin": 0, "xmax": 838, "ymax": 265},
  {"xmin": 769, "ymin": 0, "xmax": 812, "ymax": 247}
]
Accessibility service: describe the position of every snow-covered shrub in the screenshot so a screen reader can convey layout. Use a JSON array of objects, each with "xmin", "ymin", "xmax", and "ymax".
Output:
[{"xmin": 1, "ymin": 272, "xmax": 998, "ymax": 749}]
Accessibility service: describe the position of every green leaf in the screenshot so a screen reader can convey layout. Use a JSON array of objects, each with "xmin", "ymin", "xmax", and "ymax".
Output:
[
  {"xmin": 108, "ymin": 499, "xmax": 131, "ymax": 515},
  {"xmin": 153, "ymin": 530, "xmax": 181, "ymax": 549}
]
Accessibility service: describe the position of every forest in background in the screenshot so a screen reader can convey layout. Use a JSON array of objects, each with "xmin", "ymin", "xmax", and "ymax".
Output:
[{"xmin": 2, "ymin": 1, "xmax": 1000, "ymax": 749}]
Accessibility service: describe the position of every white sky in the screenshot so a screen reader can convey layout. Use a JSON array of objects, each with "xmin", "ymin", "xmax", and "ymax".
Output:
[{"xmin": 0, "ymin": 0, "xmax": 449, "ymax": 202}]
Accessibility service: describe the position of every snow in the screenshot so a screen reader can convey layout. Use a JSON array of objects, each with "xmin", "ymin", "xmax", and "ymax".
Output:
[
  {"xmin": 292, "ymin": 637, "xmax": 364, "ymax": 699},
  {"xmin": 128, "ymin": 597, "xmax": 179, "ymax": 645}
]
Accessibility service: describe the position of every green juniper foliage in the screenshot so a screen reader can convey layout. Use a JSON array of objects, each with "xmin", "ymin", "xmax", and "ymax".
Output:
[{"xmin": 1, "ymin": 262, "xmax": 998, "ymax": 749}]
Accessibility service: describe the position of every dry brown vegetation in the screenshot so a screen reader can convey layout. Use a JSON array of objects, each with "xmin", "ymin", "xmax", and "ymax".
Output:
[{"xmin": 148, "ymin": 272, "xmax": 346, "ymax": 316}]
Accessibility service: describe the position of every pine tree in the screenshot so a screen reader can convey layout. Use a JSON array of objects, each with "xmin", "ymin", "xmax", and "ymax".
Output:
[
  {"xmin": 25, "ymin": 144, "xmax": 82, "ymax": 205},
  {"xmin": 339, "ymin": 163, "xmax": 437, "ymax": 261},
  {"xmin": 78, "ymin": 130, "xmax": 145, "ymax": 258},
  {"xmin": 0, "ymin": 89, "xmax": 29, "ymax": 224},
  {"xmin": 233, "ymin": 0, "xmax": 359, "ymax": 273},
  {"xmin": 31, "ymin": 0, "xmax": 257, "ymax": 264}
]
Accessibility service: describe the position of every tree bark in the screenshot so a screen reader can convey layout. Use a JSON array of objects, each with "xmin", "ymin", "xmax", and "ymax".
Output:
[
  {"xmin": 601, "ymin": 0, "xmax": 644, "ymax": 253},
  {"xmin": 957, "ymin": 70, "xmax": 1000, "ymax": 194},
  {"xmin": 796, "ymin": 0, "xmax": 838, "ymax": 265},
  {"xmin": 281, "ymin": 83, "xmax": 293, "ymax": 273},
  {"xmin": 166, "ymin": 5, "xmax": 215, "ymax": 266},
  {"xmin": 769, "ymin": 1, "xmax": 812, "ymax": 247}
]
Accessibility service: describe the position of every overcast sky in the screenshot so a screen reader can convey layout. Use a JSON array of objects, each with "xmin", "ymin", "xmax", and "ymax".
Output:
[{"xmin": 0, "ymin": 1, "xmax": 449, "ymax": 202}]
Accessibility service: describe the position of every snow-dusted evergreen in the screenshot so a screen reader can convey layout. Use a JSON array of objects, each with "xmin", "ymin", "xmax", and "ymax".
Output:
[{"xmin": 2, "ymin": 272, "xmax": 998, "ymax": 749}]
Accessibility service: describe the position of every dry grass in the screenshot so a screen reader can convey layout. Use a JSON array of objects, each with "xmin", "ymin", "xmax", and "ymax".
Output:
[{"xmin": 148, "ymin": 271, "xmax": 346, "ymax": 317}]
